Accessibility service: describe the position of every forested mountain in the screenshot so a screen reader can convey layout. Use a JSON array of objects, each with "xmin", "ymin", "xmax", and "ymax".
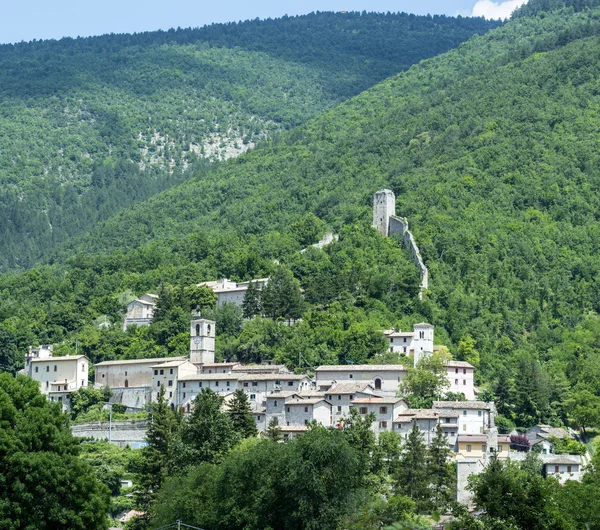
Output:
[
  {"xmin": 0, "ymin": 12, "xmax": 499, "ymax": 270},
  {"xmin": 6, "ymin": 0, "xmax": 600, "ymax": 431}
]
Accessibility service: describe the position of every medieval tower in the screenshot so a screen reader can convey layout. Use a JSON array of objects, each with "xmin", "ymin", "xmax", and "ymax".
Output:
[{"xmin": 373, "ymin": 189, "xmax": 396, "ymax": 236}]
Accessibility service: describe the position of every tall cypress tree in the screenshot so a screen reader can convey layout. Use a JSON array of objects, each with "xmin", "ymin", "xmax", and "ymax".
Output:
[
  {"xmin": 242, "ymin": 280, "xmax": 262, "ymax": 319},
  {"xmin": 266, "ymin": 417, "xmax": 282, "ymax": 442},
  {"xmin": 427, "ymin": 423, "xmax": 455, "ymax": 510},
  {"xmin": 394, "ymin": 423, "xmax": 429, "ymax": 511},
  {"xmin": 135, "ymin": 386, "xmax": 177, "ymax": 518},
  {"xmin": 228, "ymin": 388, "xmax": 258, "ymax": 439}
]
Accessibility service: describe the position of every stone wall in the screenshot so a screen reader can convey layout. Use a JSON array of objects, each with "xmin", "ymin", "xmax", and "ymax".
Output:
[
  {"xmin": 110, "ymin": 387, "xmax": 152, "ymax": 411},
  {"xmin": 389, "ymin": 215, "xmax": 429, "ymax": 298},
  {"xmin": 71, "ymin": 420, "xmax": 149, "ymax": 448}
]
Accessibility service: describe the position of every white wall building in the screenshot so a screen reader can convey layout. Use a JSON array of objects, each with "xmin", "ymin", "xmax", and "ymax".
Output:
[
  {"xmin": 198, "ymin": 278, "xmax": 268, "ymax": 307},
  {"xmin": 151, "ymin": 359, "xmax": 197, "ymax": 406},
  {"xmin": 284, "ymin": 398, "xmax": 332, "ymax": 428},
  {"xmin": 382, "ymin": 322, "xmax": 434, "ymax": 366},
  {"xmin": 190, "ymin": 318, "xmax": 215, "ymax": 365},
  {"xmin": 315, "ymin": 364, "xmax": 407, "ymax": 396},
  {"xmin": 95, "ymin": 357, "xmax": 187, "ymax": 389},
  {"xmin": 324, "ymin": 382, "xmax": 379, "ymax": 422},
  {"xmin": 446, "ymin": 361, "xmax": 476, "ymax": 400},
  {"xmin": 122, "ymin": 294, "xmax": 158, "ymax": 330},
  {"xmin": 433, "ymin": 401, "xmax": 494, "ymax": 438},
  {"xmin": 28, "ymin": 354, "xmax": 89, "ymax": 410},
  {"xmin": 352, "ymin": 397, "xmax": 409, "ymax": 434},
  {"xmin": 543, "ymin": 456, "xmax": 582, "ymax": 484}
]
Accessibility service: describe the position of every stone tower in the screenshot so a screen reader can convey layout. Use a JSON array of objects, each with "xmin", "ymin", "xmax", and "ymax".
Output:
[
  {"xmin": 373, "ymin": 189, "xmax": 396, "ymax": 236},
  {"xmin": 190, "ymin": 318, "xmax": 215, "ymax": 365},
  {"xmin": 413, "ymin": 322, "xmax": 434, "ymax": 366}
]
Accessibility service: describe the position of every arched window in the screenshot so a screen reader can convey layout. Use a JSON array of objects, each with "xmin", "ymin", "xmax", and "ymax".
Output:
[
  {"xmin": 196, "ymin": 324, "xmax": 200, "ymax": 336},
  {"xmin": 374, "ymin": 378, "xmax": 382, "ymax": 390},
  {"xmin": 124, "ymin": 380, "xmax": 129, "ymax": 388}
]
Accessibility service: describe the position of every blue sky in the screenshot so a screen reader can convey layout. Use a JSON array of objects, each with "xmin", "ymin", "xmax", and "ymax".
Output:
[{"xmin": 0, "ymin": 0, "xmax": 528, "ymax": 45}]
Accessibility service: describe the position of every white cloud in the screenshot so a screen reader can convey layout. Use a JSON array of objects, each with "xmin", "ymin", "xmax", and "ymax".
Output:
[{"xmin": 471, "ymin": 0, "xmax": 528, "ymax": 19}]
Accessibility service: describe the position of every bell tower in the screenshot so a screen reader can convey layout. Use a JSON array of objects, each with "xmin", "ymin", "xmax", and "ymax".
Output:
[
  {"xmin": 413, "ymin": 322, "xmax": 434, "ymax": 366},
  {"xmin": 190, "ymin": 318, "xmax": 215, "ymax": 365}
]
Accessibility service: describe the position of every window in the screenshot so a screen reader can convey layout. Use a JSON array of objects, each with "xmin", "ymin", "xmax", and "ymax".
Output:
[
  {"xmin": 250, "ymin": 394, "xmax": 256, "ymax": 400},
  {"xmin": 226, "ymin": 382, "xmax": 230, "ymax": 387},
  {"xmin": 374, "ymin": 378, "xmax": 382, "ymax": 390},
  {"xmin": 159, "ymin": 369, "xmax": 164, "ymax": 375},
  {"xmin": 157, "ymin": 381, "xmax": 161, "ymax": 387},
  {"xmin": 244, "ymin": 382, "xmax": 249, "ymax": 387},
  {"xmin": 35, "ymin": 366, "xmax": 38, "ymax": 373},
  {"xmin": 419, "ymin": 331, "xmax": 424, "ymax": 339},
  {"xmin": 169, "ymin": 392, "xmax": 172, "ymax": 398},
  {"xmin": 463, "ymin": 380, "xmax": 467, "ymax": 385},
  {"xmin": 391, "ymin": 338, "xmax": 394, "ymax": 344},
  {"xmin": 154, "ymin": 370, "xmax": 158, "ymax": 375},
  {"xmin": 215, "ymin": 381, "xmax": 219, "ymax": 387},
  {"xmin": 380, "ymin": 420, "xmax": 388, "ymax": 429},
  {"xmin": 498, "ymin": 445, "xmax": 503, "ymax": 452},
  {"xmin": 207, "ymin": 324, "xmax": 211, "ymax": 335},
  {"xmin": 463, "ymin": 410, "xmax": 467, "ymax": 416},
  {"xmin": 287, "ymin": 381, "xmax": 294, "ymax": 386},
  {"xmin": 379, "ymin": 407, "xmax": 388, "ymax": 414},
  {"xmin": 482, "ymin": 445, "xmax": 487, "ymax": 453},
  {"xmin": 252, "ymin": 381, "xmax": 258, "ymax": 386},
  {"xmin": 196, "ymin": 324, "xmax": 200, "ymax": 336},
  {"xmin": 304, "ymin": 407, "xmax": 308, "ymax": 413},
  {"xmin": 555, "ymin": 466, "xmax": 560, "ymax": 473},
  {"xmin": 466, "ymin": 445, "xmax": 472, "ymax": 452},
  {"xmin": 455, "ymin": 368, "xmax": 459, "ymax": 374},
  {"xmin": 567, "ymin": 466, "xmax": 572, "ymax": 473},
  {"xmin": 275, "ymin": 380, "xmax": 281, "ymax": 385},
  {"xmin": 338, "ymin": 395, "xmax": 342, "ymax": 400},
  {"xmin": 54, "ymin": 365, "xmax": 57, "ymax": 372},
  {"xmin": 199, "ymin": 382, "xmax": 203, "ymax": 387},
  {"xmin": 102, "ymin": 374, "xmax": 105, "ymax": 378},
  {"xmin": 183, "ymin": 392, "xmax": 186, "ymax": 399},
  {"xmin": 257, "ymin": 416, "xmax": 261, "ymax": 421},
  {"xmin": 360, "ymin": 407, "xmax": 368, "ymax": 415},
  {"xmin": 403, "ymin": 347, "xmax": 407, "ymax": 353},
  {"xmin": 46, "ymin": 366, "xmax": 49, "ymax": 372},
  {"xmin": 274, "ymin": 400, "xmax": 278, "ymax": 407},
  {"xmin": 403, "ymin": 337, "xmax": 407, "ymax": 343},
  {"xmin": 348, "ymin": 374, "xmax": 353, "ymax": 379},
  {"xmin": 208, "ymin": 370, "xmax": 212, "ymax": 374},
  {"xmin": 455, "ymin": 379, "xmax": 458, "ymax": 385},
  {"xmin": 337, "ymin": 406, "xmax": 342, "ymax": 412},
  {"xmin": 170, "ymin": 369, "xmax": 174, "ymax": 375},
  {"xmin": 46, "ymin": 381, "xmax": 49, "ymax": 388},
  {"xmin": 81, "ymin": 380, "xmax": 84, "ymax": 387},
  {"xmin": 463, "ymin": 425, "xmax": 467, "ymax": 431},
  {"xmin": 463, "ymin": 368, "xmax": 467, "ymax": 374},
  {"xmin": 168, "ymin": 380, "xmax": 173, "ymax": 387},
  {"xmin": 183, "ymin": 382, "xmax": 186, "ymax": 388},
  {"xmin": 478, "ymin": 410, "xmax": 482, "ymax": 417},
  {"xmin": 83, "ymin": 365, "xmax": 87, "ymax": 372},
  {"xmin": 350, "ymin": 395, "xmax": 354, "ymax": 399},
  {"xmin": 287, "ymin": 407, "xmax": 290, "ymax": 413}
]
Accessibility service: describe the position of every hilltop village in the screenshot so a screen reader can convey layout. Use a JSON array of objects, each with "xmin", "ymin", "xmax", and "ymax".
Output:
[{"xmin": 19, "ymin": 192, "xmax": 585, "ymax": 508}]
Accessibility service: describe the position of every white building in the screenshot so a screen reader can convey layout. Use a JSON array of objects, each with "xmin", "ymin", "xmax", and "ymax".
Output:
[
  {"xmin": 324, "ymin": 382, "xmax": 379, "ymax": 421},
  {"xmin": 27, "ymin": 353, "xmax": 89, "ymax": 410},
  {"xmin": 543, "ymin": 455, "xmax": 582, "ymax": 484},
  {"xmin": 445, "ymin": 361, "xmax": 476, "ymax": 400},
  {"xmin": 190, "ymin": 318, "xmax": 216, "ymax": 365},
  {"xmin": 315, "ymin": 364, "xmax": 407, "ymax": 396},
  {"xmin": 198, "ymin": 278, "xmax": 268, "ymax": 307},
  {"xmin": 382, "ymin": 322, "xmax": 434, "ymax": 365},
  {"xmin": 151, "ymin": 359, "xmax": 197, "ymax": 406},
  {"xmin": 352, "ymin": 396, "xmax": 408, "ymax": 434},
  {"xmin": 95, "ymin": 357, "xmax": 187, "ymax": 388},
  {"xmin": 122, "ymin": 294, "xmax": 158, "ymax": 330},
  {"xmin": 284, "ymin": 398, "xmax": 332, "ymax": 428},
  {"xmin": 433, "ymin": 401, "xmax": 493, "ymax": 437}
]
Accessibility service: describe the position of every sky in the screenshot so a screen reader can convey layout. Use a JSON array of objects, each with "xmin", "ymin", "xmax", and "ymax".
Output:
[{"xmin": 0, "ymin": 0, "xmax": 528, "ymax": 45}]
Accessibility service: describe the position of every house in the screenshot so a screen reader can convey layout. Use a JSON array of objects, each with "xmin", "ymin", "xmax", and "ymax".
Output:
[
  {"xmin": 199, "ymin": 362, "xmax": 241, "ymax": 374},
  {"xmin": 324, "ymin": 382, "xmax": 379, "ymax": 420},
  {"xmin": 315, "ymin": 364, "xmax": 407, "ymax": 396},
  {"xmin": 382, "ymin": 322, "xmax": 434, "ymax": 364},
  {"xmin": 122, "ymin": 294, "xmax": 158, "ymax": 330},
  {"xmin": 177, "ymin": 374, "xmax": 241, "ymax": 411},
  {"xmin": 27, "ymin": 353, "xmax": 89, "ymax": 410},
  {"xmin": 95, "ymin": 357, "xmax": 187, "ymax": 388},
  {"xmin": 542, "ymin": 455, "xmax": 582, "ymax": 484},
  {"xmin": 237, "ymin": 373, "xmax": 312, "ymax": 406},
  {"xmin": 394, "ymin": 408, "xmax": 462, "ymax": 447},
  {"xmin": 527, "ymin": 424, "xmax": 570, "ymax": 442},
  {"xmin": 198, "ymin": 278, "xmax": 268, "ymax": 307},
  {"xmin": 151, "ymin": 360, "xmax": 197, "ymax": 406},
  {"xmin": 445, "ymin": 361, "xmax": 476, "ymax": 400},
  {"xmin": 284, "ymin": 398, "xmax": 332, "ymax": 428},
  {"xmin": 352, "ymin": 396, "xmax": 408, "ymax": 434},
  {"xmin": 433, "ymin": 401, "xmax": 493, "ymax": 436},
  {"xmin": 457, "ymin": 434, "xmax": 511, "ymax": 458}
]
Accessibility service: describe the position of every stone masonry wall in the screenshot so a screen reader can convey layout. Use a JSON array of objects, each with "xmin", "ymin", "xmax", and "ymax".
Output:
[{"xmin": 71, "ymin": 420, "xmax": 149, "ymax": 448}]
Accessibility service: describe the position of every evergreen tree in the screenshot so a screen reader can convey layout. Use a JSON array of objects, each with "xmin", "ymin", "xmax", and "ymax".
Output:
[
  {"xmin": 427, "ymin": 423, "xmax": 455, "ymax": 510},
  {"xmin": 242, "ymin": 280, "xmax": 263, "ymax": 318},
  {"xmin": 228, "ymin": 388, "xmax": 258, "ymax": 439},
  {"xmin": 266, "ymin": 417, "xmax": 282, "ymax": 441},
  {"xmin": 135, "ymin": 386, "xmax": 177, "ymax": 517},
  {"xmin": 261, "ymin": 267, "xmax": 305, "ymax": 321},
  {"xmin": 394, "ymin": 423, "xmax": 429, "ymax": 510},
  {"xmin": 182, "ymin": 388, "xmax": 239, "ymax": 463}
]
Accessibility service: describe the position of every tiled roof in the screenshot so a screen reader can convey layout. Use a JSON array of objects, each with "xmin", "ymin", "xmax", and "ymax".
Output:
[
  {"xmin": 32, "ymin": 355, "xmax": 87, "ymax": 362},
  {"xmin": 237, "ymin": 373, "xmax": 308, "ymax": 381},
  {"xmin": 351, "ymin": 397, "xmax": 406, "ymax": 405},
  {"xmin": 326, "ymin": 382, "xmax": 375, "ymax": 394},
  {"xmin": 544, "ymin": 456, "xmax": 581, "ymax": 466},
  {"xmin": 433, "ymin": 401, "xmax": 490, "ymax": 410},
  {"xmin": 150, "ymin": 360, "xmax": 191, "ymax": 368},
  {"xmin": 95, "ymin": 356, "xmax": 185, "ymax": 367},
  {"xmin": 394, "ymin": 409, "xmax": 440, "ymax": 422},
  {"xmin": 316, "ymin": 364, "xmax": 408, "ymax": 372},
  {"xmin": 445, "ymin": 361, "xmax": 475, "ymax": 369},
  {"xmin": 266, "ymin": 391, "xmax": 301, "ymax": 399},
  {"xmin": 179, "ymin": 373, "xmax": 240, "ymax": 381},
  {"xmin": 232, "ymin": 364, "xmax": 290, "ymax": 373},
  {"xmin": 286, "ymin": 398, "xmax": 330, "ymax": 406}
]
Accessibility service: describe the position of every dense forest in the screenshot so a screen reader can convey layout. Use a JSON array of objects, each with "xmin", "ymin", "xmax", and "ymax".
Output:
[
  {"xmin": 0, "ymin": 11, "xmax": 499, "ymax": 270},
  {"xmin": 5, "ymin": 0, "xmax": 600, "ymax": 433}
]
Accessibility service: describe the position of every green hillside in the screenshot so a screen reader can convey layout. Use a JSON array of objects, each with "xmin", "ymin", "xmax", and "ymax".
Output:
[
  {"xmin": 0, "ymin": 11, "xmax": 498, "ymax": 270},
  {"xmin": 5, "ymin": 0, "xmax": 600, "ymax": 429}
]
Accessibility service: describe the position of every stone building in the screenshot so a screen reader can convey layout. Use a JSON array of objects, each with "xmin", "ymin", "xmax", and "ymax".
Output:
[
  {"xmin": 151, "ymin": 359, "xmax": 197, "ymax": 406},
  {"xmin": 197, "ymin": 278, "xmax": 268, "ymax": 307},
  {"xmin": 122, "ymin": 293, "xmax": 158, "ymax": 330},
  {"xmin": 95, "ymin": 357, "xmax": 187, "ymax": 389},
  {"xmin": 190, "ymin": 318, "xmax": 216, "ymax": 365}
]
